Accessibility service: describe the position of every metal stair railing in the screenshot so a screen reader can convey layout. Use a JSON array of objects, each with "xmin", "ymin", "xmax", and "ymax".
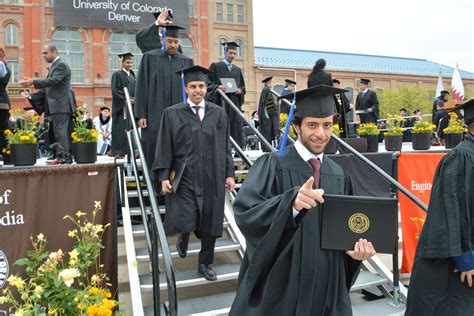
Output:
[{"xmin": 123, "ymin": 87, "xmax": 177, "ymax": 316}]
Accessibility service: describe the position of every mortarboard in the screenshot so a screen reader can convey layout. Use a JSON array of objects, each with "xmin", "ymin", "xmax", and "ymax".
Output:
[
  {"xmin": 118, "ymin": 52, "xmax": 133, "ymax": 61},
  {"xmin": 285, "ymin": 79, "xmax": 297, "ymax": 85},
  {"xmin": 152, "ymin": 9, "xmax": 173, "ymax": 20},
  {"xmin": 279, "ymin": 84, "xmax": 348, "ymax": 118},
  {"xmin": 220, "ymin": 41, "xmax": 239, "ymax": 50},
  {"xmin": 163, "ymin": 25, "xmax": 184, "ymax": 38},
  {"xmin": 262, "ymin": 76, "xmax": 273, "ymax": 84},
  {"xmin": 100, "ymin": 106, "xmax": 110, "ymax": 111},
  {"xmin": 360, "ymin": 78, "xmax": 371, "ymax": 85},
  {"xmin": 332, "ymin": 79, "xmax": 341, "ymax": 84},
  {"xmin": 175, "ymin": 65, "xmax": 212, "ymax": 85},
  {"xmin": 451, "ymin": 99, "xmax": 474, "ymax": 125}
]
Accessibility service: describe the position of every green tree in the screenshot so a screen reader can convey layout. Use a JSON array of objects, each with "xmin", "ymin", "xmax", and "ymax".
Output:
[{"xmin": 376, "ymin": 85, "xmax": 435, "ymax": 118}]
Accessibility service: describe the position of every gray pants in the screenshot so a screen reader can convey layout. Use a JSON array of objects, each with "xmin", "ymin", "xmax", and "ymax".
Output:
[{"xmin": 49, "ymin": 113, "xmax": 71, "ymax": 152}]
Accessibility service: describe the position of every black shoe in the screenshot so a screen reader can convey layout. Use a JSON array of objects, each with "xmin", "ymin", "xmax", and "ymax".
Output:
[
  {"xmin": 176, "ymin": 233, "xmax": 189, "ymax": 258},
  {"xmin": 198, "ymin": 264, "xmax": 217, "ymax": 281}
]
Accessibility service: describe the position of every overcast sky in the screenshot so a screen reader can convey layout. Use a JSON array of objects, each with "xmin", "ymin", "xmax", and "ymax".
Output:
[{"xmin": 253, "ymin": 0, "xmax": 474, "ymax": 73}]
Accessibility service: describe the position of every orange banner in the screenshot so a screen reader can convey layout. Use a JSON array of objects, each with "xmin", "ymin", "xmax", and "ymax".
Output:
[{"xmin": 398, "ymin": 152, "xmax": 446, "ymax": 273}]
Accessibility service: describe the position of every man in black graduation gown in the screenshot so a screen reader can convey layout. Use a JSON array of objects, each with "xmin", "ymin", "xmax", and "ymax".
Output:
[
  {"xmin": 333, "ymin": 79, "xmax": 352, "ymax": 138},
  {"xmin": 280, "ymin": 79, "xmax": 296, "ymax": 114},
  {"xmin": 405, "ymin": 99, "xmax": 474, "ymax": 316},
  {"xmin": 152, "ymin": 65, "xmax": 235, "ymax": 281},
  {"xmin": 355, "ymin": 78, "xmax": 379, "ymax": 124},
  {"xmin": 230, "ymin": 85, "xmax": 376, "ymax": 316},
  {"xmin": 110, "ymin": 52, "xmax": 136, "ymax": 157},
  {"xmin": 208, "ymin": 41, "xmax": 246, "ymax": 148},
  {"xmin": 257, "ymin": 76, "xmax": 280, "ymax": 148},
  {"xmin": 134, "ymin": 25, "xmax": 194, "ymax": 173}
]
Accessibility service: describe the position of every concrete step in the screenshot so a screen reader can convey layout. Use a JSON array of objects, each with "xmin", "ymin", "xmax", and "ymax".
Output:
[
  {"xmin": 351, "ymin": 270, "xmax": 389, "ymax": 291},
  {"xmin": 145, "ymin": 291, "xmax": 236, "ymax": 316},
  {"xmin": 139, "ymin": 262, "xmax": 241, "ymax": 292},
  {"xmin": 135, "ymin": 238, "xmax": 242, "ymax": 262},
  {"xmin": 132, "ymin": 222, "xmax": 230, "ymax": 238},
  {"xmin": 352, "ymin": 296, "xmax": 405, "ymax": 316}
]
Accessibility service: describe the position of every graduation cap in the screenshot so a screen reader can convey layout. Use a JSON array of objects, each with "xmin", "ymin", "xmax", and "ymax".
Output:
[
  {"xmin": 118, "ymin": 52, "xmax": 133, "ymax": 61},
  {"xmin": 262, "ymin": 76, "xmax": 273, "ymax": 84},
  {"xmin": 100, "ymin": 106, "xmax": 110, "ymax": 111},
  {"xmin": 152, "ymin": 8, "xmax": 173, "ymax": 20},
  {"xmin": 333, "ymin": 79, "xmax": 341, "ymax": 84},
  {"xmin": 175, "ymin": 65, "xmax": 212, "ymax": 85},
  {"xmin": 221, "ymin": 41, "xmax": 239, "ymax": 50},
  {"xmin": 162, "ymin": 25, "xmax": 184, "ymax": 38},
  {"xmin": 279, "ymin": 84, "xmax": 348, "ymax": 118},
  {"xmin": 285, "ymin": 79, "xmax": 297, "ymax": 85},
  {"xmin": 360, "ymin": 78, "xmax": 371, "ymax": 85},
  {"xmin": 451, "ymin": 99, "xmax": 474, "ymax": 125}
]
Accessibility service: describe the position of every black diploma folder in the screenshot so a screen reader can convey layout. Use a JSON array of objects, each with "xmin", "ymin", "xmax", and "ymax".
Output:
[
  {"xmin": 321, "ymin": 194, "xmax": 398, "ymax": 254},
  {"xmin": 169, "ymin": 161, "xmax": 186, "ymax": 193}
]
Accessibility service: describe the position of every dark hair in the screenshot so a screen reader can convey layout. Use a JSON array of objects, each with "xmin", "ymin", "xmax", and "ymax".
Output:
[
  {"xmin": 251, "ymin": 111, "xmax": 257, "ymax": 117},
  {"xmin": 46, "ymin": 44, "xmax": 58, "ymax": 53}
]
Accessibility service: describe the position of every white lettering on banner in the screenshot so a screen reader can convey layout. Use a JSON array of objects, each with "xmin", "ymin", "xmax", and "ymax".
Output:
[
  {"xmin": 108, "ymin": 11, "xmax": 141, "ymax": 22},
  {"xmin": 410, "ymin": 180, "xmax": 432, "ymax": 194},
  {"xmin": 0, "ymin": 251, "xmax": 9, "ymax": 288},
  {"xmin": 0, "ymin": 211, "xmax": 25, "ymax": 227},
  {"xmin": 0, "ymin": 190, "xmax": 11, "ymax": 205},
  {"xmin": 73, "ymin": 0, "xmax": 119, "ymax": 12}
]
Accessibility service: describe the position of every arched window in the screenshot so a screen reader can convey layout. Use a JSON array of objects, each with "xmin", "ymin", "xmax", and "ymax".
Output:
[
  {"xmin": 235, "ymin": 39, "xmax": 244, "ymax": 59},
  {"xmin": 51, "ymin": 28, "xmax": 84, "ymax": 83},
  {"xmin": 180, "ymin": 37, "xmax": 194, "ymax": 59},
  {"xmin": 218, "ymin": 37, "xmax": 229, "ymax": 57},
  {"xmin": 5, "ymin": 24, "xmax": 18, "ymax": 45},
  {"xmin": 108, "ymin": 30, "xmax": 142, "ymax": 79}
]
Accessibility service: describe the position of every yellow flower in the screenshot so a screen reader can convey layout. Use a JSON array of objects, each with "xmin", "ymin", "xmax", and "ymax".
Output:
[
  {"xmin": 68, "ymin": 230, "xmax": 78, "ymax": 238},
  {"xmin": 37, "ymin": 233, "xmax": 45, "ymax": 241},
  {"xmin": 59, "ymin": 268, "xmax": 80, "ymax": 287},
  {"xmin": 76, "ymin": 211, "xmax": 87, "ymax": 217},
  {"xmin": 3, "ymin": 129, "xmax": 12, "ymax": 135},
  {"xmin": 6, "ymin": 149, "xmax": 11, "ymax": 155},
  {"xmin": 102, "ymin": 298, "xmax": 116, "ymax": 309},
  {"xmin": 48, "ymin": 309, "xmax": 56, "ymax": 315},
  {"xmin": 7, "ymin": 275, "xmax": 25, "ymax": 289},
  {"xmin": 78, "ymin": 303, "xmax": 87, "ymax": 310},
  {"xmin": 19, "ymin": 135, "xmax": 30, "ymax": 141},
  {"xmin": 0, "ymin": 296, "xmax": 9, "ymax": 304},
  {"xmin": 34, "ymin": 284, "xmax": 44, "ymax": 297}
]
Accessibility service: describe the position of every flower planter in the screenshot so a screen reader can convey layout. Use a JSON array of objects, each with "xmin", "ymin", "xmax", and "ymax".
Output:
[
  {"xmin": 340, "ymin": 137, "xmax": 367, "ymax": 154},
  {"xmin": 363, "ymin": 134, "xmax": 379, "ymax": 152},
  {"xmin": 73, "ymin": 142, "xmax": 97, "ymax": 164},
  {"xmin": 324, "ymin": 137, "xmax": 338, "ymax": 154},
  {"xmin": 384, "ymin": 135, "xmax": 403, "ymax": 151},
  {"xmin": 444, "ymin": 133, "xmax": 463, "ymax": 149},
  {"xmin": 412, "ymin": 132, "xmax": 431, "ymax": 150},
  {"xmin": 11, "ymin": 143, "xmax": 37, "ymax": 166}
]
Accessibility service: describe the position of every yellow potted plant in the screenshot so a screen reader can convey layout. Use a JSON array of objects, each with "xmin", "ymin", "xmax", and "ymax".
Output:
[
  {"xmin": 357, "ymin": 122, "xmax": 380, "ymax": 152},
  {"xmin": 72, "ymin": 106, "xmax": 99, "ymax": 163},
  {"xmin": 0, "ymin": 202, "xmax": 121, "ymax": 315},
  {"xmin": 411, "ymin": 119, "xmax": 435, "ymax": 150},
  {"xmin": 443, "ymin": 112, "xmax": 466, "ymax": 149},
  {"xmin": 384, "ymin": 114, "xmax": 404, "ymax": 151},
  {"xmin": 4, "ymin": 109, "xmax": 42, "ymax": 166}
]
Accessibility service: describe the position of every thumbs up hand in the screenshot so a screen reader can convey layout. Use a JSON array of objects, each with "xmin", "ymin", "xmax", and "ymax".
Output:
[{"xmin": 293, "ymin": 176, "xmax": 325, "ymax": 212}]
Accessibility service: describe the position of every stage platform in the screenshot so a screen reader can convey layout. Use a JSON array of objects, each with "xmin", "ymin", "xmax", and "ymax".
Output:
[{"xmin": 0, "ymin": 155, "xmax": 116, "ymax": 169}]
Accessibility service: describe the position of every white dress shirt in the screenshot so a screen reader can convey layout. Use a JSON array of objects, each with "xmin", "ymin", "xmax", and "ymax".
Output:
[{"xmin": 187, "ymin": 97, "xmax": 205, "ymax": 121}]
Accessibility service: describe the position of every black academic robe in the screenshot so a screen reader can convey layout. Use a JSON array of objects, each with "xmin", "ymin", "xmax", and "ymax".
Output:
[
  {"xmin": 257, "ymin": 86, "xmax": 280, "ymax": 146},
  {"xmin": 111, "ymin": 69, "xmax": 136, "ymax": 155},
  {"xmin": 207, "ymin": 61, "xmax": 246, "ymax": 148},
  {"xmin": 134, "ymin": 50, "xmax": 194, "ymax": 173},
  {"xmin": 279, "ymin": 88, "xmax": 292, "ymax": 114},
  {"xmin": 355, "ymin": 90, "xmax": 379, "ymax": 123},
  {"xmin": 230, "ymin": 145, "xmax": 361, "ymax": 316},
  {"xmin": 432, "ymin": 109, "xmax": 449, "ymax": 139},
  {"xmin": 152, "ymin": 101, "xmax": 235, "ymax": 237},
  {"xmin": 405, "ymin": 134, "xmax": 474, "ymax": 316},
  {"xmin": 334, "ymin": 92, "xmax": 351, "ymax": 138},
  {"xmin": 135, "ymin": 23, "xmax": 161, "ymax": 54}
]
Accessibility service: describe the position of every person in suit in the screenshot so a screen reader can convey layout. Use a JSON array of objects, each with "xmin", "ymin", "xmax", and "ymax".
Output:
[
  {"xmin": 0, "ymin": 47, "xmax": 11, "ymax": 153},
  {"xmin": 355, "ymin": 78, "xmax": 379, "ymax": 124},
  {"xmin": 280, "ymin": 79, "xmax": 296, "ymax": 114},
  {"xmin": 307, "ymin": 58, "xmax": 333, "ymax": 88},
  {"xmin": 20, "ymin": 44, "xmax": 75, "ymax": 154},
  {"xmin": 207, "ymin": 41, "xmax": 246, "ymax": 148},
  {"xmin": 333, "ymin": 79, "xmax": 352, "ymax": 138}
]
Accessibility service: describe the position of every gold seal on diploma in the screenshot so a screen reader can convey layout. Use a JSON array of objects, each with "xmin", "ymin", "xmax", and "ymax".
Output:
[
  {"xmin": 227, "ymin": 82, "xmax": 233, "ymax": 89},
  {"xmin": 348, "ymin": 213, "xmax": 370, "ymax": 234}
]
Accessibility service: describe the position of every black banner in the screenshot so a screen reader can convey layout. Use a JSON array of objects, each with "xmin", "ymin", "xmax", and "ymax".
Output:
[{"xmin": 54, "ymin": 0, "xmax": 189, "ymax": 30}]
